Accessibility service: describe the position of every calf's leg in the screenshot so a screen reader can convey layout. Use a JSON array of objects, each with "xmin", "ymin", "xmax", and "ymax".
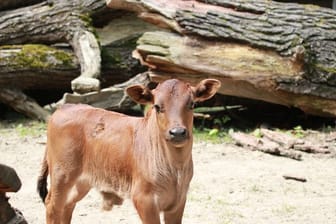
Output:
[
  {"xmin": 62, "ymin": 181, "xmax": 91, "ymax": 223},
  {"xmin": 133, "ymin": 191, "xmax": 160, "ymax": 224},
  {"xmin": 163, "ymin": 197, "xmax": 186, "ymax": 224},
  {"xmin": 45, "ymin": 169, "xmax": 88, "ymax": 224}
]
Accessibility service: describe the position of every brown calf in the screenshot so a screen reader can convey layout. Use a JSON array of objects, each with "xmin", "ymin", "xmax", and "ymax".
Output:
[{"xmin": 37, "ymin": 78, "xmax": 221, "ymax": 224}]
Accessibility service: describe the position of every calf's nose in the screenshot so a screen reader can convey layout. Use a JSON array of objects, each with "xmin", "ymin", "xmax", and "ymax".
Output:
[{"xmin": 169, "ymin": 127, "xmax": 188, "ymax": 142}]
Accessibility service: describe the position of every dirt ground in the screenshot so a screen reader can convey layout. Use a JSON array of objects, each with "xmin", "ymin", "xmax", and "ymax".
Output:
[{"xmin": 1, "ymin": 120, "xmax": 336, "ymax": 224}]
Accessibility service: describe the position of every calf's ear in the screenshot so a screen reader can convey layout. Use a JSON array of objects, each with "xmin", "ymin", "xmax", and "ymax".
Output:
[
  {"xmin": 126, "ymin": 85, "xmax": 154, "ymax": 105},
  {"xmin": 192, "ymin": 79, "xmax": 221, "ymax": 102}
]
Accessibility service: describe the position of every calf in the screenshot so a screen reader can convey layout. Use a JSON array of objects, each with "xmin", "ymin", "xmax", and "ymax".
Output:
[{"xmin": 37, "ymin": 78, "xmax": 221, "ymax": 224}]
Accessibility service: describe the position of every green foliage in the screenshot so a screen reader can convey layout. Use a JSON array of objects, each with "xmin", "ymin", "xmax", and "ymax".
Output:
[
  {"xmin": 193, "ymin": 127, "xmax": 233, "ymax": 144},
  {"xmin": 253, "ymin": 128, "xmax": 262, "ymax": 138},
  {"xmin": 15, "ymin": 121, "xmax": 46, "ymax": 137},
  {"xmin": 0, "ymin": 119, "xmax": 46, "ymax": 137},
  {"xmin": 208, "ymin": 128, "xmax": 219, "ymax": 137},
  {"xmin": 290, "ymin": 125, "xmax": 305, "ymax": 138}
]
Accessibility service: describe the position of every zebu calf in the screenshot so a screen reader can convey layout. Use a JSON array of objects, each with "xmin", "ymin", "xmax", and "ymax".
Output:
[{"xmin": 37, "ymin": 78, "xmax": 221, "ymax": 224}]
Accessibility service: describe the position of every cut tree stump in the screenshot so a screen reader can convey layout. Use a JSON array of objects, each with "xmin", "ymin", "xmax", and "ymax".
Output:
[
  {"xmin": 0, "ymin": 164, "xmax": 21, "ymax": 193},
  {"xmin": 0, "ymin": 164, "xmax": 27, "ymax": 224}
]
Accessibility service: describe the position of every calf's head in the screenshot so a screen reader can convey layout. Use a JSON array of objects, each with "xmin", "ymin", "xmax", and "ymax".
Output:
[{"xmin": 127, "ymin": 79, "xmax": 221, "ymax": 146}]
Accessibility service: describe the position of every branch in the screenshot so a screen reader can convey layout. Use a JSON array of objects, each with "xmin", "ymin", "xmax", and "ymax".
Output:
[
  {"xmin": 54, "ymin": 72, "xmax": 150, "ymax": 111},
  {"xmin": 230, "ymin": 131, "xmax": 302, "ymax": 160},
  {"xmin": 0, "ymin": 0, "xmax": 107, "ymax": 93},
  {"xmin": 70, "ymin": 30, "xmax": 101, "ymax": 93},
  {"xmin": 0, "ymin": 88, "xmax": 50, "ymax": 121}
]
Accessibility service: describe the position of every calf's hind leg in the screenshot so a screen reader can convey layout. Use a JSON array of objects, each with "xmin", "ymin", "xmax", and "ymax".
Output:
[
  {"xmin": 45, "ymin": 171, "xmax": 90, "ymax": 224},
  {"xmin": 62, "ymin": 181, "xmax": 91, "ymax": 223}
]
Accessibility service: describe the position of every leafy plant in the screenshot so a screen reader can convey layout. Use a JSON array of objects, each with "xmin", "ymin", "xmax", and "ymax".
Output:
[
  {"xmin": 291, "ymin": 125, "xmax": 305, "ymax": 138},
  {"xmin": 252, "ymin": 128, "xmax": 262, "ymax": 138},
  {"xmin": 15, "ymin": 121, "xmax": 46, "ymax": 137}
]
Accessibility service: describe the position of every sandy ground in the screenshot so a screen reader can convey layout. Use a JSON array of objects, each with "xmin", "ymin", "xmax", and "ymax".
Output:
[{"xmin": 1, "ymin": 122, "xmax": 336, "ymax": 224}]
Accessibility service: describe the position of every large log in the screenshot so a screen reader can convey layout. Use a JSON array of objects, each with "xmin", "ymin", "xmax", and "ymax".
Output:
[
  {"xmin": 0, "ymin": 0, "xmax": 109, "ymax": 93},
  {"xmin": 0, "ymin": 37, "xmax": 146, "ymax": 120},
  {"xmin": 107, "ymin": 0, "xmax": 336, "ymax": 117},
  {"xmin": 0, "ymin": 0, "xmax": 165, "ymax": 119},
  {"xmin": 0, "ymin": 2, "xmax": 153, "ymax": 120},
  {"xmin": 0, "ymin": 39, "xmax": 144, "ymax": 91}
]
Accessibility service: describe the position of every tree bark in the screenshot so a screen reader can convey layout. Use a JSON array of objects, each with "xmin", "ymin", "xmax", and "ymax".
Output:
[
  {"xmin": 0, "ymin": 39, "xmax": 144, "ymax": 90},
  {"xmin": 0, "ymin": 0, "xmax": 107, "ymax": 93},
  {"xmin": 0, "ymin": 0, "xmax": 44, "ymax": 11},
  {"xmin": 0, "ymin": 37, "xmax": 145, "ymax": 120},
  {"xmin": 0, "ymin": 1, "xmax": 156, "ymax": 119},
  {"xmin": 107, "ymin": 0, "xmax": 336, "ymax": 117},
  {"xmin": 2, "ymin": 0, "xmax": 335, "ymax": 118},
  {"xmin": 57, "ymin": 72, "xmax": 151, "ymax": 112}
]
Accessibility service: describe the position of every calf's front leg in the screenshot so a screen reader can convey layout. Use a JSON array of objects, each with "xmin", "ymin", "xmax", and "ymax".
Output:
[
  {"xmin": 163, "ymin": 197, "xmax": 187, "ymax": 224},
  {"xmin": 133, "ymin": 189, "xmax": 160, "ymax": 224}
]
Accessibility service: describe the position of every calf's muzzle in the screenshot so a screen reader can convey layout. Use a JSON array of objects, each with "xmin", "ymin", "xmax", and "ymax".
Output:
[{"xmin": 168, "ymin": 127, "xmax": 188, "ymax": 143}]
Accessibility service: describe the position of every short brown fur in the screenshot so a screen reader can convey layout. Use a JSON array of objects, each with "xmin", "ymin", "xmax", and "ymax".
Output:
[{"xmin": 37, "ymin": 79, "xmax": 220, "ymax": 224}]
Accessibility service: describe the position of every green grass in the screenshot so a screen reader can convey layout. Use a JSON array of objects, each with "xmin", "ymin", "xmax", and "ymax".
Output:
[
  {"xmin": 193, "ymin": 127, "xmax": 233, "ymax": 144},
  {"xmin": 0, "ymin": 119, "xmax": 46, "ymax": 137}
]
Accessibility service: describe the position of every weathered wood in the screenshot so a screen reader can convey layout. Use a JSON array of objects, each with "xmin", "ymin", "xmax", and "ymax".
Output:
[
  {"xmin": 0, "ymin": 164, "xmax": 21, "ymax": 193},
  {"xmin": 54, "ymin": 72, "xmax": 150, "ymax": 111},
  {"xmin": 0, "ymin": 40, "xmax": 145, "ymax": 119},
  {"xmin": 135, "ymin": 31, "xmax": 336, "ymax": 117},
  {"xmin": 0, "ymin": 39, "xmax": 145, "ymax": 90},
  {"xmin": 107, "ymin": 0, "xmax": 336, "ymax": 117},
  {"xmin": 0, "ymin": 193, "xmax": 27, "ymax": 224},
  {"xmin": 0, "ymin": 4, "xmax": 155, "ymax": 119},
  {"xmin": 0, "ymin": 44, "xmax": 79, "ymax": 90},
  {"xmin": 261, "ymin": 128, "xmax": 331, "ymax": 154},
  {"xmin": 0, "ymin": 88, "xmax": 50, "ymax": 121},
  {"xmin": 230, "ymin": 131, "xmax": 302, "ymax": 160},
  {"xmin": 282, "ymin": 174, "xmax": 307, "ymax": 182},
  {"xmin": 0, "ymin": 0, "xmax": 107, "ymax": 93},
  {"xmin": 260, "ymin": 128, "xmax": 299, "ymax": 148},
  {"xmin": 0, "ymin": 0, "xmax": 44, "ymax": 11},
  {"xmin": 0, "ymin": 193, "xmax": 17, "ymax": 224},
  {"xmin": 293, "ymin": 143, "xmax": 331, "ymax": 154}
]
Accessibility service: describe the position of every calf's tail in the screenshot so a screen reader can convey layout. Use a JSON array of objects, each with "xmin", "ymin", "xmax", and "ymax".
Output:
[{"xmin": 37, "ymin": 150, "xmax": 49, "ymax": 203}]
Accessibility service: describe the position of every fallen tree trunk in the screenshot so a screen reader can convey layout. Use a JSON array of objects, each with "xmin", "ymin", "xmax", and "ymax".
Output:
[
  {"xmin": 0, "ymin": 0, "xmax": 108, "ymax": 93},
  {"xmin": 229, "ymin": 131, "xmax": 303, "ymax": 160},
  {"xmin": 0, "ymin": 0, "xmax": 159, "ymax": 119},
  {"xmin": 107, "ymin": 0, "xmax": 336, "ymax": 117},
  {"xmin": 0, "ymin": 40, "xmax": 144, "ymax": 90},
  {"xmin": 2, "ymin": 0, "xmax": 335, "ymax": 119},
  {"xmin": 0, "ymin": 38, "xmax": 146, "ymax": 120},
  {"xmin": 0, "ymin": 88, "xmax": 51, "ymax": 121}
]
